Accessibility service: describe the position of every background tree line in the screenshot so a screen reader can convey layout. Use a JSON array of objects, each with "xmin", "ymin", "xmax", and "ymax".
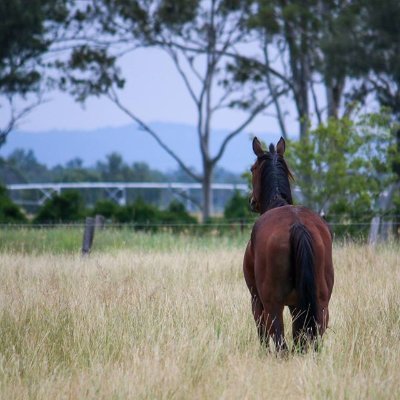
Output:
[
  {"xmin": 0, "ymin": 0, "xmax": 399, "ymax": 228},
  {"xmin": 0, "ymin": 149, "xmax": 243, "ymax": 185},
  {"xmin": 0, "ymin": 183, "xmax": 202, "ymax": 228},
  {"xmin": 0, "ymin": 147, "xmax": 250, "ymax": 226}
]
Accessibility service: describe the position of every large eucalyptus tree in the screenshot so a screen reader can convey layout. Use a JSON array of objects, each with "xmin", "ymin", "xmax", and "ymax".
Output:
[{"xmin": 60, "ymin": 0, "xmax": 282, "ymax": 220}]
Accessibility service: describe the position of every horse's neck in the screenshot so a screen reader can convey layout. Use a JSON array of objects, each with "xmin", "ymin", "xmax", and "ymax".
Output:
[{"xmin": 262, "ymin": 191, "xmax": 292, "ymax": 213}]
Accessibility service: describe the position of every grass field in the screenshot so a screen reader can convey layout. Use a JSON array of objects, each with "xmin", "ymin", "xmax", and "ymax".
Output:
[{"xmin": 0, "ymin": 229, "xmax": 399, "ymax": 399}]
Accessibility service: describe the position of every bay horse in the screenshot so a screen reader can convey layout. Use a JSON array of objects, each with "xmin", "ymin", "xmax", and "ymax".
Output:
[{"xmin": 243, "ymin": 137, "xmax": 334, "ymax": 351}]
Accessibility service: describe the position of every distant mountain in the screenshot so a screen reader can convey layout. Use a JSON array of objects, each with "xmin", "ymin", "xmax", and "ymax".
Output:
[{"xmin": 1, "ymin": 122, "xmax": 278, "ymax": 174}]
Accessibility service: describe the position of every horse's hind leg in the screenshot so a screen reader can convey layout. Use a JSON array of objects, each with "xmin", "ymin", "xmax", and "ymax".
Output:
[
  {"xmin": 250, "ymin": 289, "xmax": 268, "ymax": 346},
  {"xmin": 263, "ymin": 304, "xmax": 287, "ymax": 352},
  {"xmin": 243, "ymin": 245, "xmax": 269, "ymax": 346},
  {"xmin": 289, "ymin": 305, "xmax": 318, "ymax": 351}
]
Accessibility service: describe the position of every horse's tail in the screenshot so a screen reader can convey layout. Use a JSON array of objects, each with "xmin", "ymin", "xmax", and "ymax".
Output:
[{"xmin": 290, "ymin": 222, "xmax": 318, "ymax": 337}]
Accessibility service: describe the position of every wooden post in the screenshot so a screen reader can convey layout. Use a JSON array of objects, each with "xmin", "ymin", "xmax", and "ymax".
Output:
[
  {"xmin": 95, "ymin": 214, "xmax": 105, "ymax": 229},
  {"xmin": 82, "ymin": 217, "xmax": 95, "ymax": 255},
  {"xmin": 368, "ymin": 216, "xmax": 380, "ymax": 246}
]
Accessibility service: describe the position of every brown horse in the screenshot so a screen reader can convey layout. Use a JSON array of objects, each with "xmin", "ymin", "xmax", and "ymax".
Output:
[{"xmin": 243, "ymin": 137, "xmax": 334, "ymax": 351}]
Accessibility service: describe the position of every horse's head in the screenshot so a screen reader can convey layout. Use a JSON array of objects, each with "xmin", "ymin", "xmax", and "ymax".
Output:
[{"xmin": 249, "ymin": 137, "xmax": 293, "ymax": 214}]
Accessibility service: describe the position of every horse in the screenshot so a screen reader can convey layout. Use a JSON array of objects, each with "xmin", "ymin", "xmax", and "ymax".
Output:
[{"xmin": 243, "ymin": 137, "xmax": 334, "ymax": 351}]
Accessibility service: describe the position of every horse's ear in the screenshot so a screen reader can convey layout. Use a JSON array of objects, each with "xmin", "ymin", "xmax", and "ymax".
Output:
[
  {"xmin": 276, "ymin": 137, "xmax": 286, "ymax": 156},
  {"xmin": 252, "ymin": 137, "xmax": 264, "ymax": 157}
]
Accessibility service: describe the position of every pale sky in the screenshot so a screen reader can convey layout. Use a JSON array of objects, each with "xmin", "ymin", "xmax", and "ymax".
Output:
[{"xmin": 16, "ymin": 48, "xmax": 299, "ymax": 137}]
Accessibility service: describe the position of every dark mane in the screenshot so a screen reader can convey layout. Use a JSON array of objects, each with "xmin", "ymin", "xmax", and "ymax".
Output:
[{"xmin": 258, "ymin": 146, "xmax": 293, "ymax": 211}]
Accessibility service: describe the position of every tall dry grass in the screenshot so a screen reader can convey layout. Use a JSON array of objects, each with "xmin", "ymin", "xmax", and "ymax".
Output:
[{"xmin": 0, "ymin": 241, "xmax": 399, "ymax": 399}]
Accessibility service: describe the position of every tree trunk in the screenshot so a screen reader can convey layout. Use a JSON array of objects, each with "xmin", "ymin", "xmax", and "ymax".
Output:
[
  {"xmin": 326, "ymin": 78, "xmax": 344, "ymax": 119},
  {"xmin": 202, "ymin": 163, "xmax": 213, "ymax": 222},
  {"xmin": 393, "ymin": 127, "xmax": 400, "ymax": 239}
]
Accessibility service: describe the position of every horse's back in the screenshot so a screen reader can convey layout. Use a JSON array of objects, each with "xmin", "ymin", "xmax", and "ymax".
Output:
[
  {"xmin": 252, "ymin": 205, "xmax": 332, "ymax": 256},
  {"xmin": 250, "ymin": 205, "xmax": 333, "ymax": 305}
]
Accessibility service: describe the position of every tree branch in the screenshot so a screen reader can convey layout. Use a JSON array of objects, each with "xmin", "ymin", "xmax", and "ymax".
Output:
[
  {"xmin": 0, "ymin": 95, "xmax": 45, "ymax": 148},
  {"xmin": 310, "ymin": 79, "xmax": 323, "ymax": 125},
  {"xmin": 165, "ymin": 47, "xmax": 200, "ymax": 107},
  {"xmin": 262, "ymin": 36, "xmax": 288, "ymax": 138},
  {"xmin": 107, "ymin": 88, "xmax": 202, "ymax": 182},
  {"xmin": 212, "ymin": 94, "xmax": 285, "ymax": 165},
  {"xmin": 152, "ymin": 39, "xmax": 295, "ymax": 91}
]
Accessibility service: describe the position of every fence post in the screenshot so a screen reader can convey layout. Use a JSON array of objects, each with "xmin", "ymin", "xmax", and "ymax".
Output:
[
  {"xmin": 95, "ymin": 214, "xmax": 105, "ymax": 229},
  {"xmin": 82, "ymin": 217, "xmax": 95, "ymax": 255},
  {"xmin": 368, "ymin": 216, "xmax": 380, "ymax": 246}
]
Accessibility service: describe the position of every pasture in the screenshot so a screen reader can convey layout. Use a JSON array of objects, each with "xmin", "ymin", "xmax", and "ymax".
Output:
[{"xmin": 0, "ymin": 229, "xmax": 399, "ymax": 399}]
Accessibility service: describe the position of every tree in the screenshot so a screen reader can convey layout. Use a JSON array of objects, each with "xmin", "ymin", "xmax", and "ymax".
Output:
[
  {"xmin": 226, "ymin": 0, "xmax": 363, "ymax": 139},
  {"xmin": 285, "ymin": 111, "xmax": 396, "ymax": 237},
  {"xmin": 60, "ymin": 0, "xmax": 279, "ymax": 221},
  {"xmin": 349, "ymin": 0, "xmax": 400, "ymax": 236},
  {"xmin": 5, "ymin": 149, "xmax": 50, "ymax": 182},
  {"xmin": 0, "ymin": 0, "xmax": 70, "ymax": 147},
  {"xmin": 52, "ymin": 158, "xmax": 100, "ymax": 182},
  {"xmin": 130, "ymin": 162, "xmax": 166, "ymax": 182},
  {"xmin": 96, "ymin": 153, "xmax": 134, "ymax": 182}
]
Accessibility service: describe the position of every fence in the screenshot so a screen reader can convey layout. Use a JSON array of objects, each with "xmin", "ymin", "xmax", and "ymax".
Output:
[
  {"xmin": 4, "ymin": 182, "xmax": 399, "ymax": 245},
  {"xmin": 1, "ymin": 216, "xmax": 398, "ymax": 247}
]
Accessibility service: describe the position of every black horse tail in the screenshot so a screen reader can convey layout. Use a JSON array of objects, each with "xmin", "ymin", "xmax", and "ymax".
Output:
[{"xmin": 290, "ymin": 222, "xmax": 318, "ymax": 338}]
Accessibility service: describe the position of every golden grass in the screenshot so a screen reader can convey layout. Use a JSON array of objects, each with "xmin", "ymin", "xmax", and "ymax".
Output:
[{"xmin": 0, "ymin": 242, "xmax": 399, "ymax": 399}]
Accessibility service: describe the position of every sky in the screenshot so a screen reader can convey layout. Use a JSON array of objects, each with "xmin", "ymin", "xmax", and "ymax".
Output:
[
  {"xmin": 1, "ymin": 46, "xmax": 315, "ymax": 175},
  {"xmin": 15, "ymin": 48, "xmax": 298, "ymax": 139}
]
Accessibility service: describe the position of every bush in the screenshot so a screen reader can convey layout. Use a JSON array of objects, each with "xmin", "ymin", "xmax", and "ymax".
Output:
[
  {"xmin": 33, "ymin": 191, "xmax": 86, "ymax": 223},
  {"xmin": 224, "ymin": 191, "xmax": 253, "ymax": 221},
  {"xmin": 91, "ymin": 198, "xmax": 197, "ymax": 231},
  {"xmin": 112, "ymin": 198, "xmax": 160, "ymax": 230},
  {"xmin": 159, "ymin": 200, "xmax": 197, "ymax": 228},
  {"xmin": 91, "ymin": 200, "xmax": 119, "ymax": 220},
  {"xmin": 0, "ymin": 186, "xmax": 27, "ymax": 223}
]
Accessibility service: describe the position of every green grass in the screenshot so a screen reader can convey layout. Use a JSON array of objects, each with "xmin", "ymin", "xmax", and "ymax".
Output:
[{"xmin": 0, "ymin": 226, "xmax": 251, "ymax": 254}]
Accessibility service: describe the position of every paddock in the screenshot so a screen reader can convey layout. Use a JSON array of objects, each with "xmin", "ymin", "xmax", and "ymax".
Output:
[{"xmin": 0, "ymin": 230, "xmax": 398, "ymax": 399}]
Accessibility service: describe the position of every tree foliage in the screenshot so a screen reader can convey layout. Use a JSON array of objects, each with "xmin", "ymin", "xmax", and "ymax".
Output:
[
  {"xmin": 0, "ymin": 185, "xmax": 27, "ymax": 223},
  {"xmin": 0, "ymin": 150, "xmax": 174, "ymax": 185},
  {"xmin": 91, "ymin": 198, "xmax": 197, "ymax": 230},
  {"xmin": 223, "ymin": 190, "xmax": 253, "ymax": 221},
  {"xmin": 33, "ymin": 190, "xmax": 86, "ymax": 223},
  {"xmin": 286, "ymin": 111, "xmax": 397, "ymax": 236},
  {"xmin": 0, "ymin": 0, "xmax": 70, "ymax": 147}
]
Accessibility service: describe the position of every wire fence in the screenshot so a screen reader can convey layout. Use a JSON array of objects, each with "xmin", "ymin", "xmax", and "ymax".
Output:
[
  {"xmin": 0, "ymin": 218, "xmax": 398, "ymax": 256},
  {"xmin": 0, "ymin": 216, "xmax": 399, "ymax": 235}
]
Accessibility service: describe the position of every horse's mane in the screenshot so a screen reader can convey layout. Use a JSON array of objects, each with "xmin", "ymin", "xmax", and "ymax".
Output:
[{"xmin": 258, "ymin": 144, "xmax": 293, "ymax": 211}]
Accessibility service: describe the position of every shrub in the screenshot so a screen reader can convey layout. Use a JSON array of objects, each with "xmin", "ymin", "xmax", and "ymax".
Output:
[
  {"xmin": 95, "ymin": 199, "xmax": 197, "ymax": 231},
  {"xmin": 0, "ymin": 186, "xmax": 27, "ymax": 223},
  {"xmin": 33, "ymin": 191, "xmax": 86, "ymax": 223},
  {"xmin": 91, "ymin": 200, "xmax": 119, "ymax": 220},
  {"xmin": 224, "ymin": 191, "xmax": 253, "ymax": 221},
  {"xmin": 159, "ymin": 200, "xmax": 197, "ymax": 226},
  {"xmin": 113, "ymin": 198, "xmax": 160, "ymax": 229}
]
